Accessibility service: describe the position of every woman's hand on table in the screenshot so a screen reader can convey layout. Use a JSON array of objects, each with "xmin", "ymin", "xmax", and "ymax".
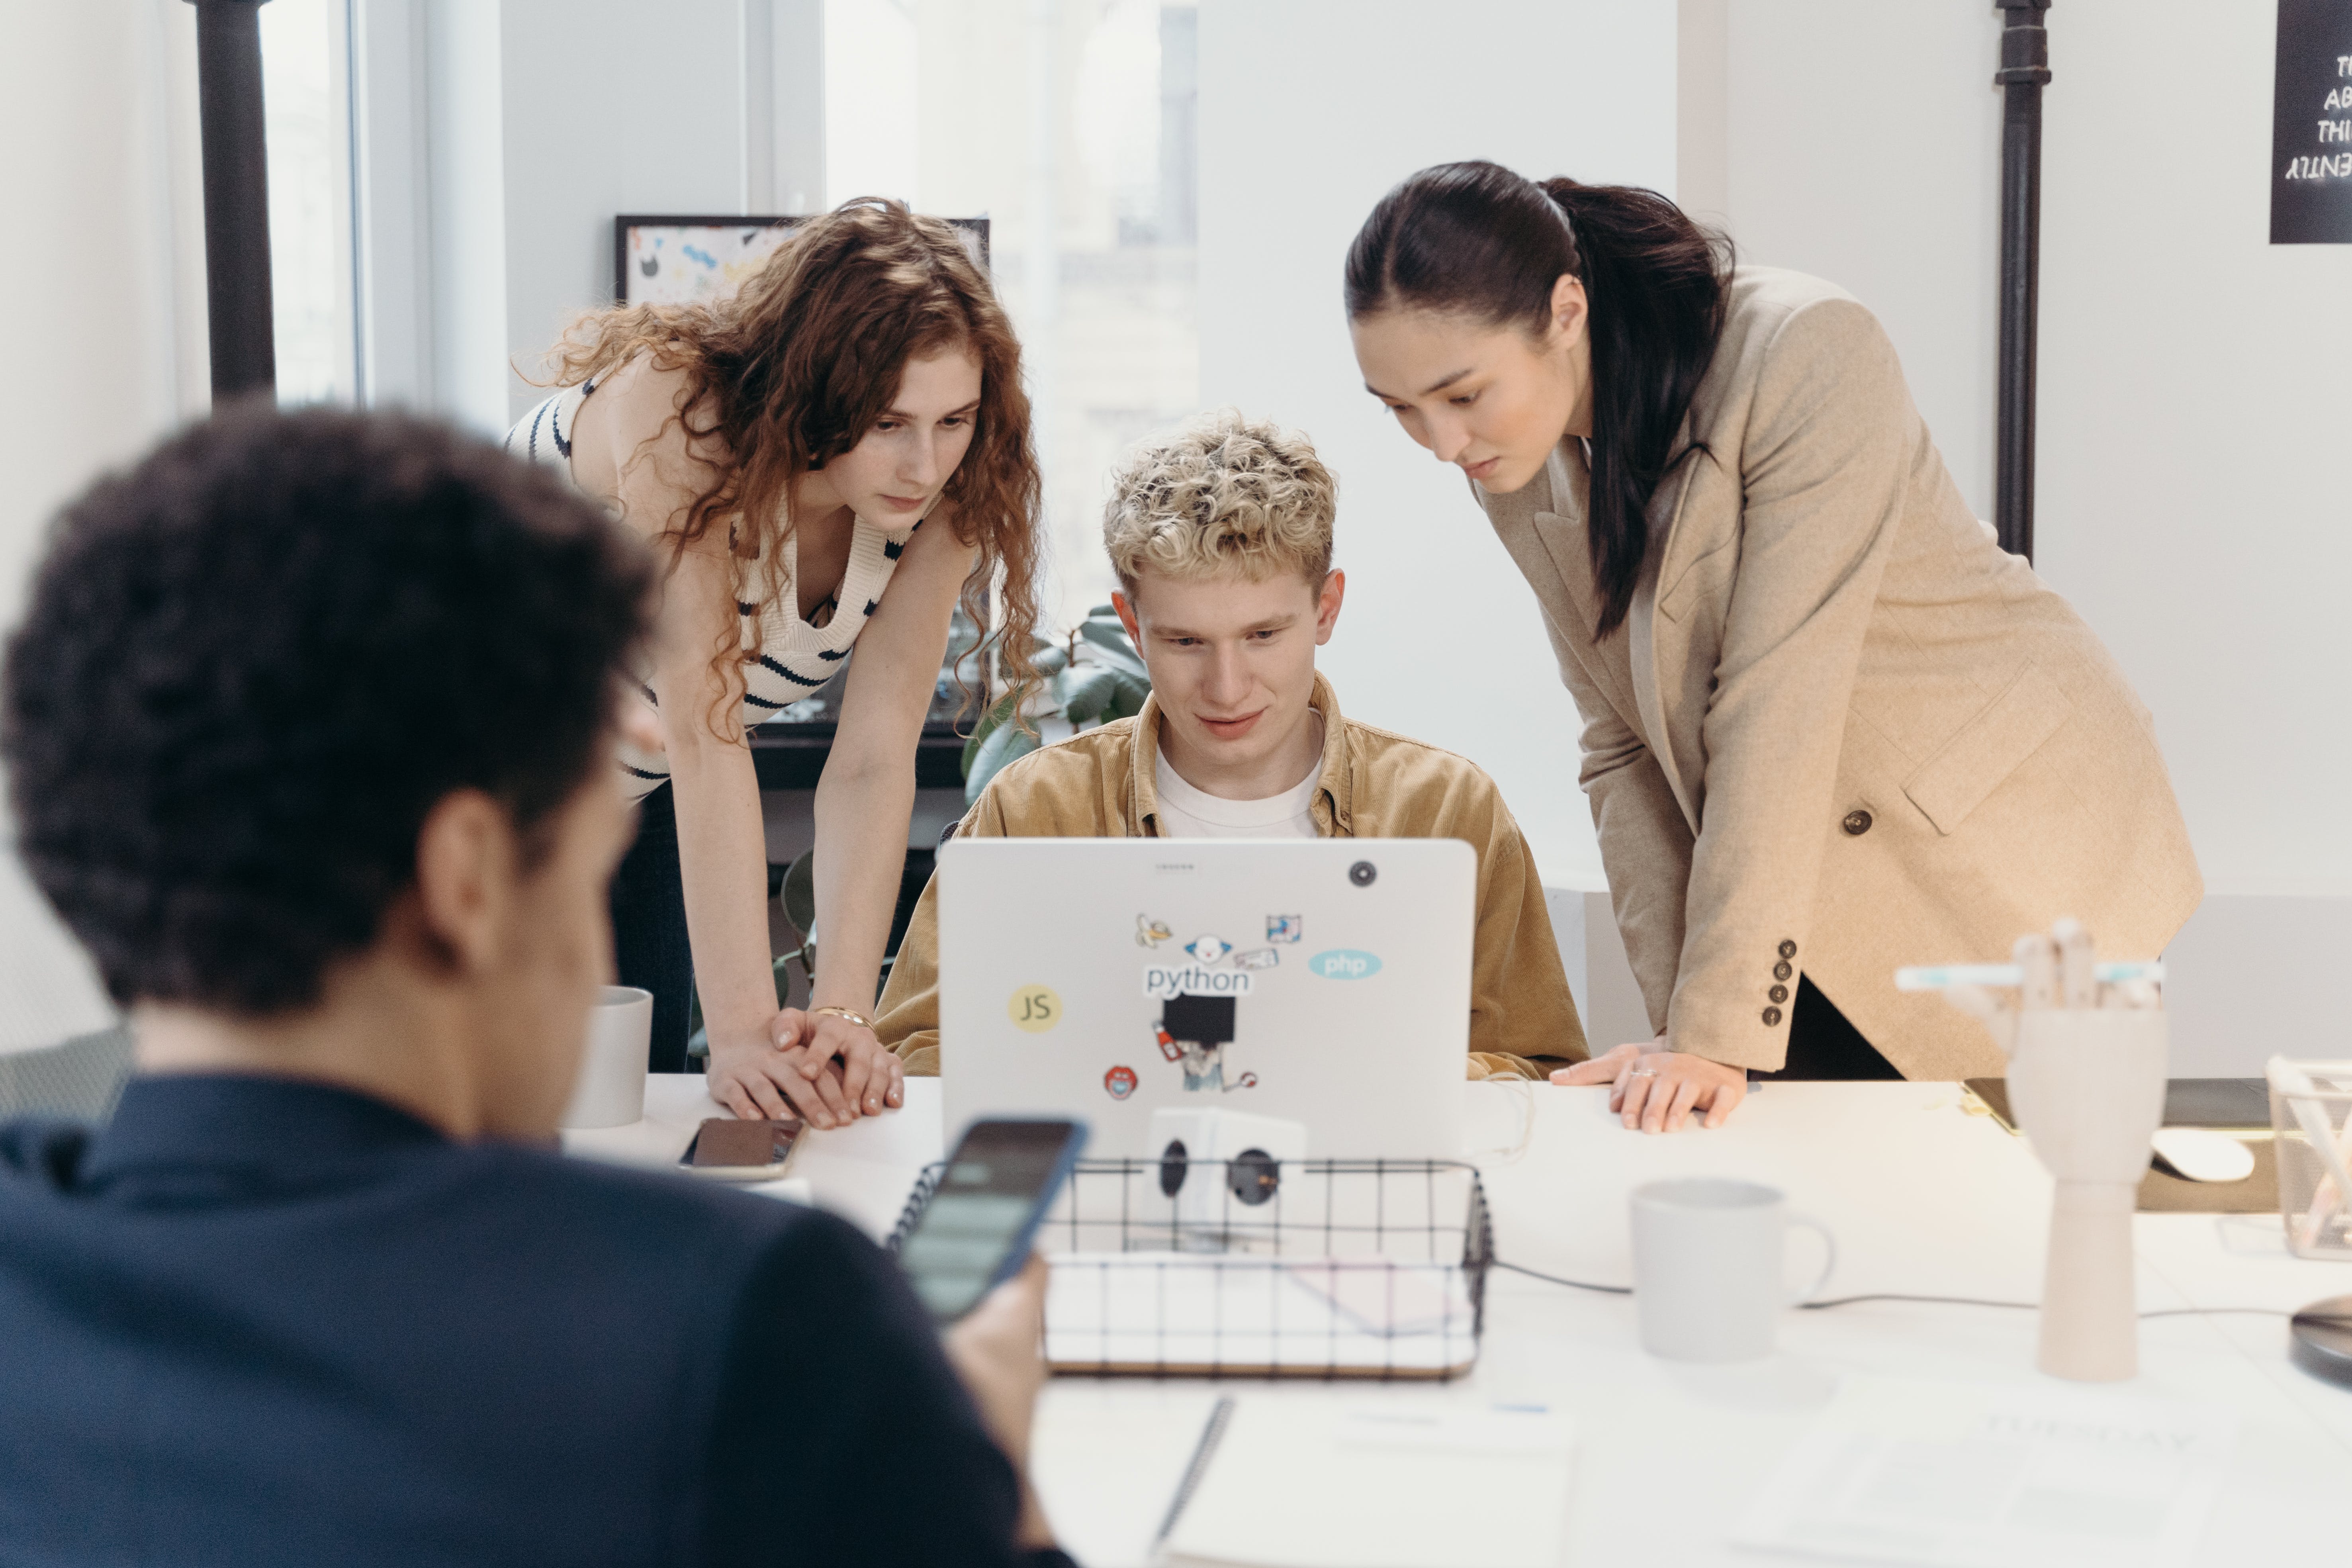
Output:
[
  {"xmin": 775, "ymin": 1008, "xmax": 906, "ymax": 1126},
  {"xmin": 704, "ymin": 1009, "xmax": 903, "ymax": 1128},
  {"xmin": 1552, "ymin": 1034, "xmax": 1749, "ymax": 1132}
]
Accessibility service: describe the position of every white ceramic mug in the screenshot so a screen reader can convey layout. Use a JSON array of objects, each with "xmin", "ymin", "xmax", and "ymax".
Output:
[
  {"xmin": 560, "ymin": 985, "xmax": 653, "ymax": 1130},
  {"xmin": 1629, "ymin": 1178, "xmax": 1835, "ymax": 1362}
]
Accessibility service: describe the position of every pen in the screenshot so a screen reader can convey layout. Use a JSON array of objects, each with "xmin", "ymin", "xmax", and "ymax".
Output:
[{"xmin": 1893, "ymin": 961, "xmax": 2164, "ymax": 992}]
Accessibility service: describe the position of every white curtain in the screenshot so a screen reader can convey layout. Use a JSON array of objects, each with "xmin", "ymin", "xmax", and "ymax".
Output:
[{"xmin": 0, "ymin": 0, "xmax": 212, "ymax": 1051}]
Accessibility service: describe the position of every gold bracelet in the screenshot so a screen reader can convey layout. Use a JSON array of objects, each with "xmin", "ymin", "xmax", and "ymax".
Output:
[{"xmin": 808, "ymin": 1005, "xmax": 873, "ymax": 1030}]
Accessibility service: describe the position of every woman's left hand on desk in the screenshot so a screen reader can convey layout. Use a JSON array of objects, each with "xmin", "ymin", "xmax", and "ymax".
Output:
[
  {"xmin": 1554, "ymin": 1037, "xmax": 1748, "ymax": 1133},
  {"xmin": 777, "ymin": 1008, "xmax": 906, "ymax": 1123}
]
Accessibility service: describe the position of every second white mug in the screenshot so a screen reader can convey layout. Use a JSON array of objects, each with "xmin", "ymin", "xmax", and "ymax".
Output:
[
  {"xmin": 560, "ymin": 985, "xmax": 653, "ymax": 1131},
  {"xmin": 1629, "ymin": 1177, "xmax": 1835, "ymax": 1362}
]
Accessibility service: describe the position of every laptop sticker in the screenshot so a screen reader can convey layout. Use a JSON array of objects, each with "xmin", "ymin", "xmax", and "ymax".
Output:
[
  {"xmin": 1155, "ymin": 993, "xmax": 1256, "ymax": 1093},
  {"xmin": 1309, "ymin": 949, "xmax": 1382, "ymax": 980},
  {"xmin": 1235, "ymin": 947, "xmax": 1280, "ymax": 971},
  {"xmin": 1185, "ymin": 933, "xmax": 1232, "ymax": 965},
  {"xmin": 1135, "ymin": 915, "xmax": 1172, "ymax": 948},
  {"xmin": 1267, "ymin": 914, "xmax": 1303, "ymax": 944},
  {"xmin": 1007, "ymin": 983, "xmax": 1063, "ymax": 1032},
  {"xmin": 1143, "ymin": 962, "xmax": 1252, "ymax": 1000},
  {"xmin": 1104, "ymin": 1065, "xmax": 1138, "ymax": 1100}
]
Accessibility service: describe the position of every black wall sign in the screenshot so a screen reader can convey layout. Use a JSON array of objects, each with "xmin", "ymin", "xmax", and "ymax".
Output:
[{"xmin": 2272, "ymin": 0, "xmax": 2352, "ymax": 243}]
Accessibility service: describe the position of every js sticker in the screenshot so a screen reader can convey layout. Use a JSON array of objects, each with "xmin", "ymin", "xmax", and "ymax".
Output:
[{"xmin": 1008, "ymin": 984, "xmax": 1063, "ymax": 1032}]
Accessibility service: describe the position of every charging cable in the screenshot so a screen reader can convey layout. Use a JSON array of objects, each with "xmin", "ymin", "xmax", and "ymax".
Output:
[{"xmin": 1490, "ymin": 1259, "xmax": 2286, "ymax": 1319}]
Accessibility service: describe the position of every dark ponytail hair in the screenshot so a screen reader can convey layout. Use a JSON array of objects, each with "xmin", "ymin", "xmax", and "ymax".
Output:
[{"xmin": 1346, "ymin": 161, "xmax": 1730, "ymax": 638}]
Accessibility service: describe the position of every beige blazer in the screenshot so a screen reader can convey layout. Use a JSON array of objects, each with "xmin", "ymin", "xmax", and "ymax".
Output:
[{"xmin": 1479, "ymin": 266, "xmax": 2201, "ymax": 1080}]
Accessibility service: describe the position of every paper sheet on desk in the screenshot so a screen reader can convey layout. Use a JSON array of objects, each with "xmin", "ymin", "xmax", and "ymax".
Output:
[
  {"xmin": 1730, "ymin": 1376, "xmax": 2236, "ymax": 1568},
  {"xmin": 1160, "ymin": 1401, "xmax": 1573, "ymax": 1568}
]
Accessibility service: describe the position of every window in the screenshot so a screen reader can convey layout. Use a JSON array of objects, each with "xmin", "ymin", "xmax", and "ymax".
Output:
[
  {"xmin": 824, "ymin": 0, "xmax": 1200, "ymax": 632},
  {"xmin": 261, "ymin": 0, "xmax": 359, "ymax": 405}
]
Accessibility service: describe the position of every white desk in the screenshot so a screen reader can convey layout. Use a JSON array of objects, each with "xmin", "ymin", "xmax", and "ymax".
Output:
[{"xmin": 569, "ymin": 1077, "xmax": 2352, "ymax": 1566}]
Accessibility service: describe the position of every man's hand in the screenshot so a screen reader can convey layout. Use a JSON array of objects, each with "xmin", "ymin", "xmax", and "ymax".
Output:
[
  {"xmin": 943, "ymin": 1254, "xmax": 1055, "ymax": 1552},
  {"xmin": 1552, "ymin": 1033, "xmax": 1748, "ymax": 1132}
]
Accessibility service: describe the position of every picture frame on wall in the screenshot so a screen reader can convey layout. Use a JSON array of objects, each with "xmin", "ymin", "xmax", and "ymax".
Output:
[{"xmin": 613, "ymin": 215, "xmax": 992, "ymax": 305}]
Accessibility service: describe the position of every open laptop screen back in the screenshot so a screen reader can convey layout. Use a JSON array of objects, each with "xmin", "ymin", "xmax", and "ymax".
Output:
[{"xmin": 937, "ymin": 838, "xmax": 1473, "ymax": 1159}]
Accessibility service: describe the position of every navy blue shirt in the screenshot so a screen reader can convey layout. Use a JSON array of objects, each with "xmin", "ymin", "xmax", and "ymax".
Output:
[{"xmin": 0, "ymin": 1075, "xmax": 1073, "ymax": 1567}]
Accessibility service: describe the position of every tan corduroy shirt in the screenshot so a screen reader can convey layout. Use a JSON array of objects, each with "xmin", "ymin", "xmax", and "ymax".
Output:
[
  {"xmin": 1478, "ymin": 266, "xmax": 2201, "ymax": 1079},
  {"xmin": 875, "ymin": 674, "xmax": 1588, "ymax": 1079}
]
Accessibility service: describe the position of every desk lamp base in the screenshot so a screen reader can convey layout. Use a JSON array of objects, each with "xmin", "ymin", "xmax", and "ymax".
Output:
[{"xmin": 2289, "ymin": 1296, "xmax": 2352, "ymax": 1389}]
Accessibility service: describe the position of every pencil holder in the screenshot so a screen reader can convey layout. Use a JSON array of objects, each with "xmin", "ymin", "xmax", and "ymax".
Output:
[
  {"xmin": 2268, "ymin": 1062, "xmax": 2352, "ymax": 1261},
  {"xmin": 2006, "ymin": 1007, "xmax": 2168, "ymax": 1382}
]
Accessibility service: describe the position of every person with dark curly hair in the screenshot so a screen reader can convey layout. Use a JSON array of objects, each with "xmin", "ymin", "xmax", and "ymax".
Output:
[{"xmin": 0, "ymin": 405, "xmax": 1070, "ymax": 1566}]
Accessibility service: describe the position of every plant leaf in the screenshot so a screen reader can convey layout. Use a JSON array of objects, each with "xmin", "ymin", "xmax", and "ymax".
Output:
[
  {"xmin": 960, "ymin": 690, "xmax": 1021, "ymax": 777},
  {"xmin": 1031, "ymin": 643, "xmax": 1070, "ymax": 677},
  {"xmin": 965, "ymin": 722, "xmax": 1043, "ymax": 806},
  {"xmin": 1057, "ymin": 666, "xmax": 1121, "ymax": 724},
  {"xmin": 1078, "ymin": 619, "xmax": 1148, "ymax": 678}
]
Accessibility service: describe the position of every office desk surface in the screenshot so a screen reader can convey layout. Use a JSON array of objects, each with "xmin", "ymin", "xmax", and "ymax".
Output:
[{"xmin": 569, "ymin": 1077, "xmax": 2352, "ymax": 1566}]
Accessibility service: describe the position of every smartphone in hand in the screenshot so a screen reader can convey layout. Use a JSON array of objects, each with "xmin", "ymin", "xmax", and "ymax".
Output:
[{"xmin": 898, "ymin": 1118, "xmax": 1086, "ymax": 1323}]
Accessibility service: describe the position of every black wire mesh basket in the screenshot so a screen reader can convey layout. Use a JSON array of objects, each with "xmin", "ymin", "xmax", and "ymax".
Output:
[{"xmin": 890, "ymin": 1157, "xmax": 1492, "ymax": 1380}]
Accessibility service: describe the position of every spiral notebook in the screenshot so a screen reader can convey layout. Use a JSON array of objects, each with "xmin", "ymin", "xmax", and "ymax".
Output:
[{"xmin": 1152, "ymin": 1397, "xmax": 1574, "ymax": 1568}]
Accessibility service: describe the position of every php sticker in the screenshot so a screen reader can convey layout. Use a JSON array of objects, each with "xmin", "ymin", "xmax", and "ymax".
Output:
[
  {"xmin": 1308, "ymin": 949, "xmax": 1382, "ymax": 981},
  {"xmin": 1104, "ymin": 1065, "xmax": 1138, "ymax": 1100},
  {"xmin": 1007, "ymin": 983, "xmax": 1063, "ymax": 1032}
]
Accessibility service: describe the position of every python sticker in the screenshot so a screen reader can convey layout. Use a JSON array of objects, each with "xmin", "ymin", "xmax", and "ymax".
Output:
[
  {"xmin": 1008, "ymin": 983, "xmax": 1063, "ymax": 1032},
  {"xmin": 1307, "ymin": 949, "xmax": 1381, "ymax": 981},
  {"xmin": 1142, "ymin": 963, "xmax": 1254, "ymax": 1000}
]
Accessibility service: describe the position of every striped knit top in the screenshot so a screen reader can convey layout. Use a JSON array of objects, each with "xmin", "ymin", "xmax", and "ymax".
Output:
[{"xmin": 508, "ymin": 378, "xmax": 919, "ymax": 801}]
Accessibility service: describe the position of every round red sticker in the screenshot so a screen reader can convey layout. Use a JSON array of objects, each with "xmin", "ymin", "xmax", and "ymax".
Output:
[{"xmin": 1104, "ymin": 1065, "xmax": 1138, "ymax": 1100}]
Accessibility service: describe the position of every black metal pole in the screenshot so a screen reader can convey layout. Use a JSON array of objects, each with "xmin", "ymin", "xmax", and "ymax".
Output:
[
  {"xmin": 1994, "ymin": 0, "xmax": 2049, "ymax": 562},
  {"xmin": 188, "ymin": 0, "xmax": 276, "ymax": 401}
]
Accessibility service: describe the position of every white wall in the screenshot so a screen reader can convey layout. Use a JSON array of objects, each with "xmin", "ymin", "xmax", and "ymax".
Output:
[
  {"xmin": 1194, "ymin": 0, "xmax": 1679, "ymax": 888},
  {"xmin": 0, "ymin": 0, "xmax": 207, "ymax": 1048},
  {"xmin": 496, "ymin": 0, "xmax": 749, "ymax": 421},
  {"xmin": 354, "ymin": 0, "xmax": 754, "ymax": 430},
  {"xmin": 2033, "ymin": 2, "xmax": 2352, "ymax": 897}
]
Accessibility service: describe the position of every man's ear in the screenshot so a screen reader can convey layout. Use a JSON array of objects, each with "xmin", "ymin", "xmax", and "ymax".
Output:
[
  {"xmin": 1313, "ymin": 569, "xmax": 1346, "ymax": 646},
  {"xmin": 1112, "ymin": 587, "xmax": 1143, "ymax": 648},
  {"xmin": 410, "ymin": 789, "xmax": 519, "ymax": 977}
]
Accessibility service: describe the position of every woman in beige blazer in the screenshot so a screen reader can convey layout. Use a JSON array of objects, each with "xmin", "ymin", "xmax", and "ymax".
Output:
[{"xmin": 1346, "ymin": 162, "xmax": 2200, "ymax": 1132}]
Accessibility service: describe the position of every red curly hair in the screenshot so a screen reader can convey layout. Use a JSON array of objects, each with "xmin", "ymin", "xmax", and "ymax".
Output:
[{"xmin": 543, "ymin": 198, "xmax": 1041, "ymax": 723}]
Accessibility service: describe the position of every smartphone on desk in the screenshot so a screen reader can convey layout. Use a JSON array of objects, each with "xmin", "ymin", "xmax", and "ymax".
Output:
[
  {"xmin": 677, "ymin": 1118, "xmax": 801, "ymax": 1182},
  {"xmin": 897, "ymin": 1118, "xmax": 1087, "ymax": 1323}
]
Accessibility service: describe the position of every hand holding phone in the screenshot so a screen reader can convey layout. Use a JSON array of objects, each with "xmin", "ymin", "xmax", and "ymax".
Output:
[{"xmin": 897, "ymin": 1118, "xmax": 1086, "ymax": 1323}]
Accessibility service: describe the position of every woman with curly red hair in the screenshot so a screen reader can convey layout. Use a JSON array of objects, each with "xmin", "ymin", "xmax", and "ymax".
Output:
[{"xmin": 511, "ymin": 199, "xmax": 1043, "ymax": 1128}]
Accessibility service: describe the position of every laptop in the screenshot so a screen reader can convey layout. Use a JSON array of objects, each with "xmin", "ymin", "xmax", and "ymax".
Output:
[{"xmin": 936, "ymin": 838, "xmax": 1473, "ymax": 1159}]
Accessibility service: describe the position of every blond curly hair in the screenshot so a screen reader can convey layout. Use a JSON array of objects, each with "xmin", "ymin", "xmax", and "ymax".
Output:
[{"xmin": 1102, "ymin": 410, "xmax": 1336, "ymax": 591}]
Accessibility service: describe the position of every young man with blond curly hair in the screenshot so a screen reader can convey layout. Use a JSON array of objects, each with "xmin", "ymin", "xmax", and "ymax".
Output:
[{"xmin": 875, "ymin": 410, "xmax": 1587, "ymax": 1079}]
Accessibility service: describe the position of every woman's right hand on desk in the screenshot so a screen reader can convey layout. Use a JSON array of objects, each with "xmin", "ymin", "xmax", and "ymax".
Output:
[
  {"xmin": 1552, "ymin": 1034, "xmax": 1749, "ymax": 1133},
  {"xmin": 706, "ymin": 1019, "xmax": 859, "ymax": 1128}
]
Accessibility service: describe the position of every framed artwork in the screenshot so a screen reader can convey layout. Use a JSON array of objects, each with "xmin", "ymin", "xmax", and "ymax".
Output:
[{"xmin": 613, "ymin": 214, "xmax": 992, "ymax": 305}]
